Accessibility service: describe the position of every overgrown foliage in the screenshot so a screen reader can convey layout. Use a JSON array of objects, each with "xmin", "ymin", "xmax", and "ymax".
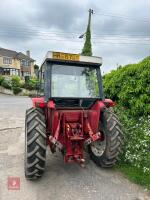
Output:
[
  {"xmin": 81, "ymin": 12, "xmax": 92, "ymax": 56},
  {"xmin": 0, "ymin": 75, "xmax": 4, "ymax": 85},
  {"xmin": 103, "ymin": 56, "xmax": 150, "ymax": 188},
  {"xmin": 115, "ymin": 105, "xmax": 150, "ymax": 174},
  {"xmin": 1, "ymin": 79, "xmax": 11, "ymax": 89},
  {"xmin": 24, "ymin": 77, "xmax": 39, "ymax": 90},
  {"xmin": 0, "ymin": 75, "xmax": 38, "ymax": 94}
]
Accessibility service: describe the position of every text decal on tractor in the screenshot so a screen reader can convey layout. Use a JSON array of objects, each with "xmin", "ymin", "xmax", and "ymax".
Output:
[
  {"xmin": 24, "ymin": 51, "xmax": 123, "ymax": 180},
  {"xmin": 52, "ymin": 52, "xmax": 80, "ymax": 61}
]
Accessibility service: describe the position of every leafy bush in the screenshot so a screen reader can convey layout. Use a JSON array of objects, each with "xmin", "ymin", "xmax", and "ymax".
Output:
[
  {"xmin": 0, "ymin": 75, "xmax": 5, "ymax": 85},
  {"xmin": 12, "ymin": 87, "xmax": 22, "ymax": 95},
  {"xmin": 11, "ymin": 75, "xmax": 22, "ymax": 88},
  {"xmin": 1, "ymin": 79, "xmax": 11, "ymax": 89},
  {"xmin": 20, "ymin": 80, "xmax": 25, "ymax": 88},
  {"xmin": 10, "ymin": 76, "xmax": 22, "ymax": 95},
  {"xmin": 22, "ymin": 91, "xmax": 29, "ymax": 96},
  {"xmin": 24, "ymin": 77, "xmax": 39, "ymax": 90}
]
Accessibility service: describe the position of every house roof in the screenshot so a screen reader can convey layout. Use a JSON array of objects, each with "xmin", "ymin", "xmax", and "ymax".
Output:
[
  {"xmin": 0, "ymin": 47, "xmax": 34, "ymax": 61},
  {"xmin": 0, "ymin": 48, "xmax": 17, "ymax": 58},
  {"xmin": 16, "ymin": 52, "xmax": 34, "ymax": 61}
]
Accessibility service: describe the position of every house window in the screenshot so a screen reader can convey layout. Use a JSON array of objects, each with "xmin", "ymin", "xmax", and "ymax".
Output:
[
  {"xmin": 3, "ymin": 68, "xmax": 10, "ymax": 75},
  {"xmin": 23, "ymin": 72, "xmax": 31, "ymax": 76},
  {"xmin": 21, "ymin": 59, "xmax": 30, "ymax": 67},
  {"xmin": 10, "ymin": 69, "xmax": 19, "ymax": 76},
  {"xmin": 3, "ymin": 57, "xmax": 12, "ymax": 64},
  {"xmin": 0, "ymin": 68, "xmax": 19, "ymax": 76}
]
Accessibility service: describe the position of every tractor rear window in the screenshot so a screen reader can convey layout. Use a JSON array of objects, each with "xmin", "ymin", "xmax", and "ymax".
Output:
[{"xmin": 51, "ymin": 64, "xmax": 99, "ymax": 98}]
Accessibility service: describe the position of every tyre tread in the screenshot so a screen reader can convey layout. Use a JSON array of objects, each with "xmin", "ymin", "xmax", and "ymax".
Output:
[
  {"xmin": 25, "ymin": 107, "xmax": 46, "ymax": 180},
  {"xmin": 89, "ymin": 108, "xmax": 123, "ymax": 168}
]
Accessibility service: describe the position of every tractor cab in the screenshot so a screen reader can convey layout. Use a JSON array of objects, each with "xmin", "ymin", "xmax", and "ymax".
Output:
[{"xmin": 38, "ymin": 51, "xmax": 104, "ymax": 108}]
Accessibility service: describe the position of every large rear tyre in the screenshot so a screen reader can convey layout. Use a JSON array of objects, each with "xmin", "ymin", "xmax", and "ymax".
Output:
[
  {"xmin": 25, "ymin": 107, "xmax": 46, "ymax": 180},
  {"xmin": 89, "ymin": 108, "xmax": 123, "ymax": 168}
]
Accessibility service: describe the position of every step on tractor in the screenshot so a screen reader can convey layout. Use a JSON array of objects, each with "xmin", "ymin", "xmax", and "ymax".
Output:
[{"xmin": 25, "ymin": 51, "xmax": 123, "ymax": 180}]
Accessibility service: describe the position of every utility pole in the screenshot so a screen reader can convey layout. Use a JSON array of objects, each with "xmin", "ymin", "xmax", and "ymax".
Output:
[
  {"xmin": 81, "ymin": 9, "xmax": 94, "ymax": 56},
  {"xmin": 88, "ymin": 9, "xmax": 94, "ymax": 28}
]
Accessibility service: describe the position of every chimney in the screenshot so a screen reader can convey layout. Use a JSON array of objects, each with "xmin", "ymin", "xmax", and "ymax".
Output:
[{"xmin": 26, "ymin": 50, "xmax": 30, "ymax": 58}]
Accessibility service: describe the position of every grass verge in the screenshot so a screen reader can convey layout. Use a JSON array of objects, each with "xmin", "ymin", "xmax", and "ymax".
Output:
[{"xmin": 117, "ymin": 164, "xmax": 150, "ymax": 190}]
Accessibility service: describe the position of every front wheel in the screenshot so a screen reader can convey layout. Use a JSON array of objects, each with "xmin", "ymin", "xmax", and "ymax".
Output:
[{"xmin": 89, "ymin": 108, "xmax": 123, "ymax": 167}]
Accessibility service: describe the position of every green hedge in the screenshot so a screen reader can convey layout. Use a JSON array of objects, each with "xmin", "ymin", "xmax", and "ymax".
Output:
[
  {"xmin": 103, "ymin": 56, "xmax": 150, "ymax": 117},
  {"xmin": 103, "ymin": 56, "xmax": 150, "ymax": 174}
]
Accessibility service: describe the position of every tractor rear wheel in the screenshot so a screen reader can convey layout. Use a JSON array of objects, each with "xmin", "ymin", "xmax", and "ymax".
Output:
[
  {"xmin": 25, "ymin": 107, "xmax": 46, "ymax": 180},
  {"xmin": 89, "ymin": 108, "xmax": 123, "ymax": 167}
]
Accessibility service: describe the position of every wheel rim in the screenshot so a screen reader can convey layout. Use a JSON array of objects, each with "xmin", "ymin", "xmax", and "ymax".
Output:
[{"xmin": 90, "ymin": 135, "xmax": 106, "ymax": 157}]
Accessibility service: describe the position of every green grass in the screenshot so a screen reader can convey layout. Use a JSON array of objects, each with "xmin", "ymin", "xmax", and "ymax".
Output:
[{"xmin": 117, "ymin": 164, "xmax": 150, "ymax": 190}]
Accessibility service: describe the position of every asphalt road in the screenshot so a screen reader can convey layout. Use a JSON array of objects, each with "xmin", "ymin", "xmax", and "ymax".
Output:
[{"xmin": 0, "ymin": 94, "xmax": 149, "ymax": 200}]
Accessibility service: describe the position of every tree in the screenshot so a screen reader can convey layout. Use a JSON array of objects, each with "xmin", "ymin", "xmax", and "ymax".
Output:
[
  {"xmin": 34, "ymin": 64, "xmax": 39, "ymax": 77},
  {"xmin": 81, "ymin": 9, "xmax": 93, "ymax": 56},
  {"xmin": 34, "ymin": 64, "xmax": 39, "ymax": 71}
]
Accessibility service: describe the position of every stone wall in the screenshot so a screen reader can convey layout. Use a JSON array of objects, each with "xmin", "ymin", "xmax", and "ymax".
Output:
[
  {"xmin": 0, "ymin": 86, "xmax": 13, "ymax": 95},
  {"xmin": 0, "ymin": 86, "xmax": 37, "ymax": 96}
]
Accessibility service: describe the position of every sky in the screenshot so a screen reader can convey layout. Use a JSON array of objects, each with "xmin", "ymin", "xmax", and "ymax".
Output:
[{"xmin": 0, "ymin": 0, "xmax": 150, "ymax": 73}]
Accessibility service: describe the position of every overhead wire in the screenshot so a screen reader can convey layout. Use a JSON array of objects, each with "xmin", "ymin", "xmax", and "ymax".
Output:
[
  {"xmin": 0, "ymin": 10, "xmax": 150, "ymax": 47},
  {"xmin": 95, "ymin": 10, "xmax": 150, "ymax": 24}
]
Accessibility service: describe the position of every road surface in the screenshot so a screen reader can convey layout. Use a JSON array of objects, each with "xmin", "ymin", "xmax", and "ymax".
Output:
[{"xmin": 0, "ymin": 94, "xmax": 149, "ymax": 200}]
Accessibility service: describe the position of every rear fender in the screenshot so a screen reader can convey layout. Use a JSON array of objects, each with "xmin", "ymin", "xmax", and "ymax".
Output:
[
  {"xmin": 31, "ymin": 97, "xmax": 45, "ymax": 108},
  {"xmin": 89, "ymin": 99, "xmax": 115, "ymax": 132},
  {"xmin": 89, "ymin": 100, "xmax": 105, "ymax": 132},
  {"xmin": 103, "ymin": 99, "xmax": 116, "ymax": 107},
  {"xmin": 91, "ymin": 99, "xmax": 115, "ymax": 110}
]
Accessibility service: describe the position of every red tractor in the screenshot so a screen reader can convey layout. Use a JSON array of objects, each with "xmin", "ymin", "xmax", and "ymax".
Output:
[{"xmin": 24, "ymin": 51, "xmax": 123, "ymax": 180}]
